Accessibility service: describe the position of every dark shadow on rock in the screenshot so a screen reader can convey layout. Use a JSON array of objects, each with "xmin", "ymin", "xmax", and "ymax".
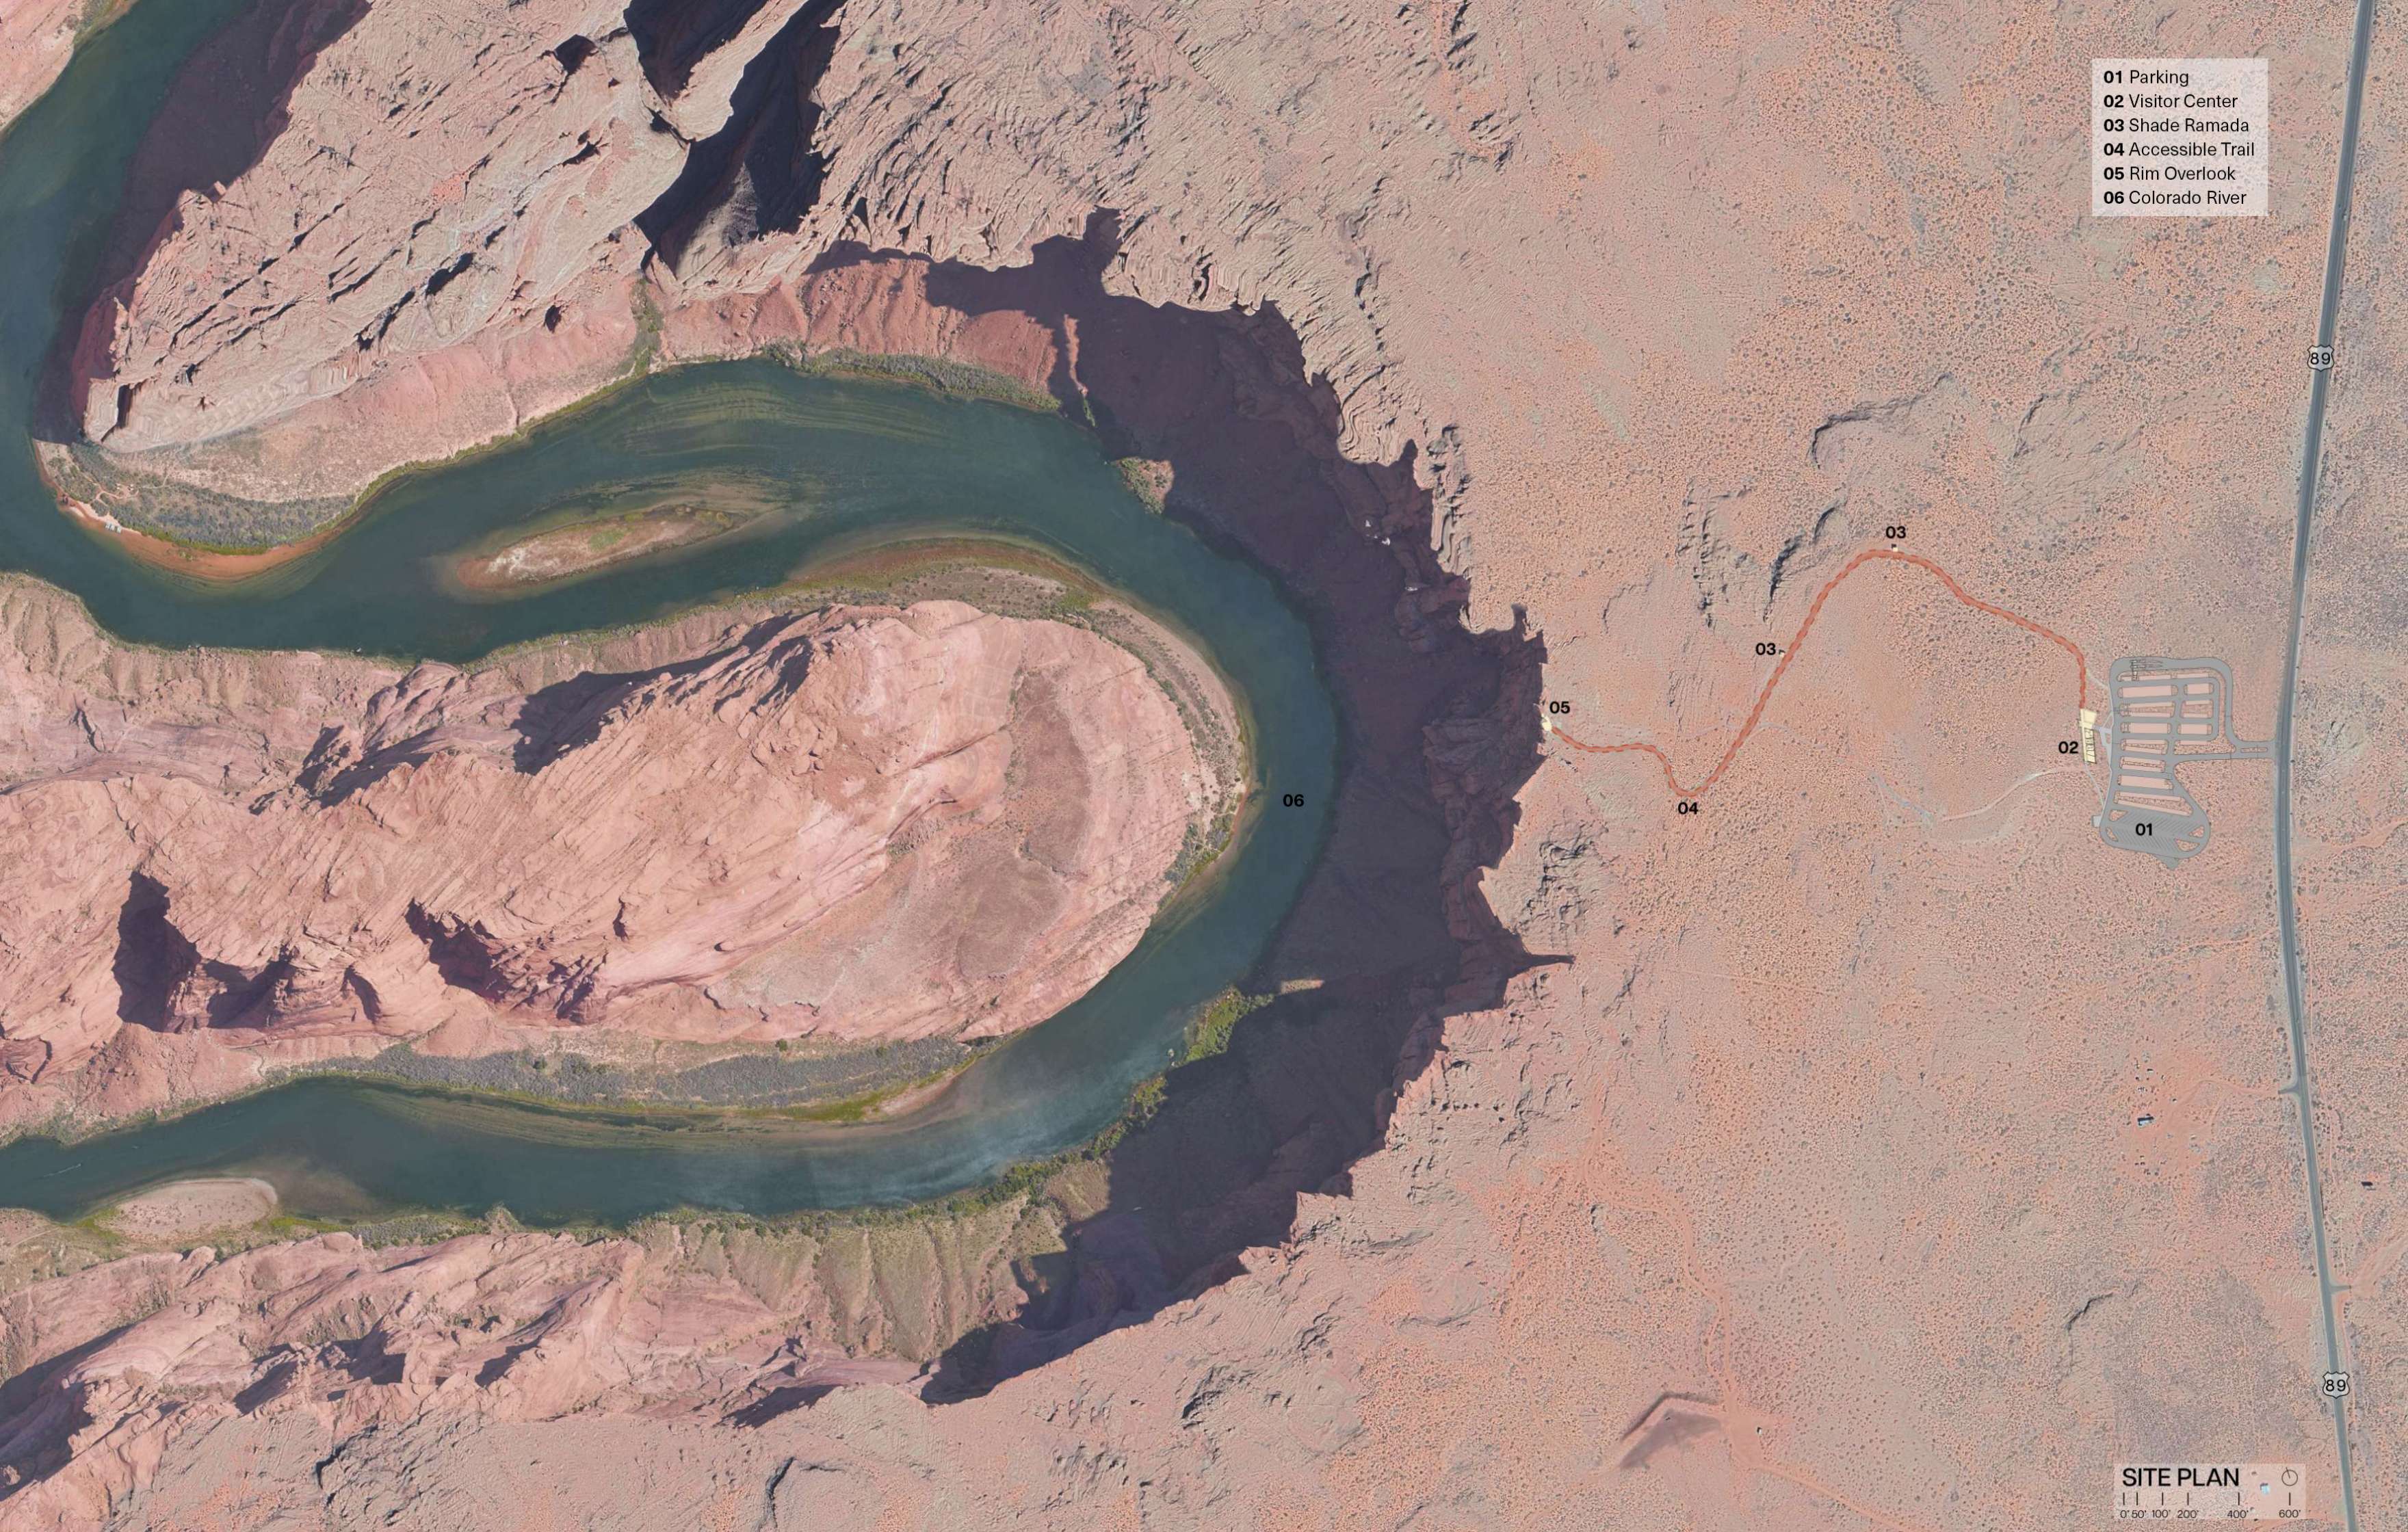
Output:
[
  {"xmin": 190, "ymin": 953, "xmax": 295, "ymax": 1029},
  {"xmin": 328, "ymin": 1332, "xmax": 405, "ymax": 1386},
  {"xmin": 1619, "ymin": 1404, "xmax": 1722, "ymax": 1470},
  {"xmin": 507, "ymin": 613, "xmax": 812, "ymax": 774},
  {"xmin": 0, "ymin": 1325, "xmax": 118, "ymax": 1490},
  {"xmin": 278, "ymin": 616, "xmax": 817, "ymax": 802},
  {"xmin": 623, "ymin": 0, "xmax": 776, "ymax": 101},
  {"xmin": 885, "ymin": 217, "xmax": 1547, "ymax": 1399},
  {"xmin": 726, "ymin": 1383, "xmax": 839, "ymax": 1427},
  {"xmin": 231, "ymin": 1358, "xmax": 298, "ymax": 1414},
  {"xmin": 402, "ymin": 903, "xmax": 505, "ymax": 1003},
  {"xmin": 112, "ymin": 870, "xmax": 298, "ymax": 1030},
  {"xmin": 111, "ymin": 871, "xmax": 200, "ymax": 1028},
  {"xmin": 636, "ymin": 0, "xmax": 844, "ymax": 276}
]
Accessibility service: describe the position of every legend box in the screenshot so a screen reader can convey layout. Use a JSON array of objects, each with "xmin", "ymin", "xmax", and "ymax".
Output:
[{"xmin": 2093, "ymin": 59, "xmax": 2268, "ymax": 217}]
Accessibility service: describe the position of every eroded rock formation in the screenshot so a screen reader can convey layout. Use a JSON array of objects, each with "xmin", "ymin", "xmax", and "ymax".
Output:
[
  {"xmin": 57, "ymin": 0, "xmax": 1508, "ymax": 520},
  {"xmin": 7, "ymin": 0, "xmax": 1573, "ymax": 1518},
  {"xmin": 0, "ymin": 1205, "xmax": 1054, "ymax": 1520},
  {"xmin": 0, "ymin": 585, "xmax": 1212, "ymax": 1130},
  {"xmin": 1, "ymin": 226, "xmax": 1547, "ymax": 1531},
  {"xmin": 69, "ymin": 0, "xmax": 816, "ymax": 461},
  {"xmin": 15, "ymin": 0, "xmax": 2408, "ymax": 1525}
]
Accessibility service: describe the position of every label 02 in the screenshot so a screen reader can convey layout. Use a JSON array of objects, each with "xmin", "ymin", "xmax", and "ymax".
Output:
[{"xmin": 2093, "ymin": 58, "xmax": 2269, "ymax": 217}]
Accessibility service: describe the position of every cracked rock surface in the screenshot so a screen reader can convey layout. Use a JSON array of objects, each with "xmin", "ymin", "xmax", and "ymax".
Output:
[
  {"xmin": 14, "ymin": 0, "xmax": 2408, "ymax": 1527},
  {"xmin": 0, "ymin": 585, "xmax": 1207, "ymax": 1132}
]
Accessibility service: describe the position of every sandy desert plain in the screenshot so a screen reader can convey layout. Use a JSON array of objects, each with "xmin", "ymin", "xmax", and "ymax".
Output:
[{"xmin": 1, "ymin": 0, "xmax": 2405, "ymax": 1527}]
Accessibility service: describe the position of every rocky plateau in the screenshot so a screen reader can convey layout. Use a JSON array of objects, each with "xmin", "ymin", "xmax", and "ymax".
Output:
[
  {"xmin": 0, "ymin": 583, "xmax": 1213, "ymax": 1135},
  {"xmin": 6, "ymin": 0, "xmax": 2408, "ymax": 1526}
]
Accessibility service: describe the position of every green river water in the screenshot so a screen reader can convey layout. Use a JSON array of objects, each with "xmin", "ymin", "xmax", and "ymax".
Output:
[{"xmin": 0, "ymin": 0, "xmax": 1337, "ymax": 1222}]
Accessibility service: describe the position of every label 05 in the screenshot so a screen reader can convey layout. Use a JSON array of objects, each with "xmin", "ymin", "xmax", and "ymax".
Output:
[{"xmin": 2093, "ymin": 58, "xmax": 2269, "ymax": 217}]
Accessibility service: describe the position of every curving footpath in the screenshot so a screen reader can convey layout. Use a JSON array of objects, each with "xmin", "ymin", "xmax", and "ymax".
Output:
[{"xmin": 1547, "ymin": 547, "xmax": 2091, "ymax": 800}]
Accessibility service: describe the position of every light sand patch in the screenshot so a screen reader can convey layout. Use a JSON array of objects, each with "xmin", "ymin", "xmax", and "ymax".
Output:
[
  {"xmin": 101, "ymin": 1178, "xmax": 278, "ymax": 1243},
  {"xmin": 447, "ymin": 503, "xmax": 763, "ymax": 594}
]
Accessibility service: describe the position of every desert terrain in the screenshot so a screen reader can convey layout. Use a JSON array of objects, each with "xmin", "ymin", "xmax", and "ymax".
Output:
[{"xmin": 1, "ymin": 0, "xmax": 2402, "ymax": 1527}]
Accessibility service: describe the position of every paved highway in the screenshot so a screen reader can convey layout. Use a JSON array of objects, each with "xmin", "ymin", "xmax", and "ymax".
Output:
[{"xmin": 2273, "ymin": 3, "xmax": 2378, "ymax": 1529}]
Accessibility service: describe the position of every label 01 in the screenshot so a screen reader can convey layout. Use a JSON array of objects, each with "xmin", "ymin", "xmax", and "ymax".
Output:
[{"xmin": 2093, "ymin": 58, "xmax": 2269, "ymax": 217}]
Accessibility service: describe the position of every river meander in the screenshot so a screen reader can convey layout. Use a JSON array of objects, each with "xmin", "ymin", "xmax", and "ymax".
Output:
[{"xmin": 0, "ymin": 0, "xmax": 1337, "ymax": 1222}]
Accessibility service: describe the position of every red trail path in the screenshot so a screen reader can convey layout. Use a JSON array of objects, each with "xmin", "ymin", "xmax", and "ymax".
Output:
[{"xmin": 1549, "ymin": 548, "xmax": 2092, "ymax": 802}]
